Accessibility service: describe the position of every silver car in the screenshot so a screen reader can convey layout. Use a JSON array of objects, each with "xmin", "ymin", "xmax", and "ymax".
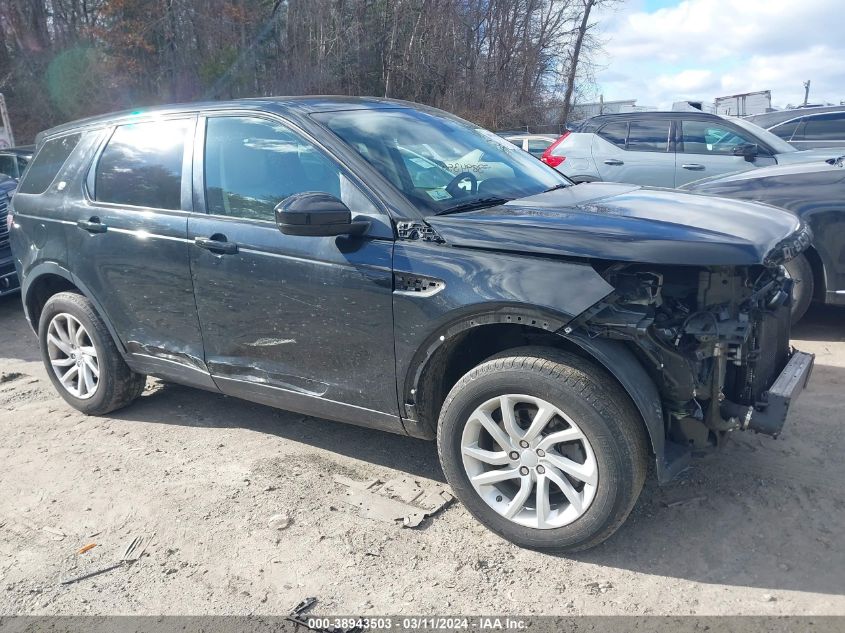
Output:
[
  {"xmin": 548, "ymin": 111, "xmax": 837, "ymax": 187},
  {"xmin": 746, "ymin": 106, "xmax": 845, "ymax": 150}
]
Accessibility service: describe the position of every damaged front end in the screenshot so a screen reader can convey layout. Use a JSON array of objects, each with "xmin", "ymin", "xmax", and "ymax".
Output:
[{"xmin": 566, "ymin": 228, "xmax": 814, "ymax": 455}]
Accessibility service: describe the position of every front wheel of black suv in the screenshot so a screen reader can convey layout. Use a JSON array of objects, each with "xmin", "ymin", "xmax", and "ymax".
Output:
[
  {"xmin": 437, "ymin": 346, "xmax": 648, "ymax": 552},
  {"xmin": 784, "ymin": 253, "xmax": 814, "ymax": 324},
  {"xmin": 38, "ymin": 291, "xmax": 146, "ymax": 415}
]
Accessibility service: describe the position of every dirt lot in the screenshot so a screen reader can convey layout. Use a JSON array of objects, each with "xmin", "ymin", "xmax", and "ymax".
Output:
[{"xmin": 1, "ymin": 292, "xmax": 843, "ymax": 616}]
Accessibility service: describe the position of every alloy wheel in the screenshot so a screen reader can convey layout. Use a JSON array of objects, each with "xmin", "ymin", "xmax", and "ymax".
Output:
[
  {"xmin": 46, "ymin": 313, "xmax": 100, "ymax": 399},
  {"xmin": 460, "ymin": 394, "xmax": 598, "ymax": 529}
]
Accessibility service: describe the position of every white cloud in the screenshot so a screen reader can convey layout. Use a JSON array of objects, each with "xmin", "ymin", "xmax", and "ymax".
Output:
[{"xmin": 593, "ymin": 0, "xmax": 845, "ymax": 109}]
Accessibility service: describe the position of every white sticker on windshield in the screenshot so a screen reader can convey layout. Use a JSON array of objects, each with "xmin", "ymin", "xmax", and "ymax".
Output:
[{"xmin": 427, "ymin": 189, "xmax": 452, "ymax": 201}]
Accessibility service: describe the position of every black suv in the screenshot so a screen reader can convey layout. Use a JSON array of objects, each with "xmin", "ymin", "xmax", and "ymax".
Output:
[{"xmin": 9, "ymin": 98, "xmax": 814, "ymax": 551}]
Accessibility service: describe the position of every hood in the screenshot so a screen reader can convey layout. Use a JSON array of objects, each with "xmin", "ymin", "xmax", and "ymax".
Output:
[
  {"xmin": 426, "ymin": 183, "xmax": 805, "ymax": 267},
  {"xmin": 775, "ymin": 148, "xmax": 844, "ymax": 165}
]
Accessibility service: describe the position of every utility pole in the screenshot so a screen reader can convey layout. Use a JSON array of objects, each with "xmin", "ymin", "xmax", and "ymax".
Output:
[{"xmin": 802, "ymin": 80, "xmax": 811, "ymax": 107}]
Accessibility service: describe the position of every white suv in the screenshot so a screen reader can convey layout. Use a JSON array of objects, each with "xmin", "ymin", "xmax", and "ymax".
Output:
[{"xmin": 543, "ymin": 111, "xmax": 837, "ymax": 187}]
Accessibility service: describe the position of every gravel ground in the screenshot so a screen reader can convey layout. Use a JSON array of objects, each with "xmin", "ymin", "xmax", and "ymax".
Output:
[{"xmin": 1, "ymin": 292, "xmax": 843, "ymax": 616}]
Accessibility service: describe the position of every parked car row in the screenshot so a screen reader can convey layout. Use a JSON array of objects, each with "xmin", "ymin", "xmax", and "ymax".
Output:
[
  {"xmin": 526, "ymin": 109, "xmax": 844, "ymax": 322},
  {"xmin": 746, "ymin": 105, "xmax": 845, "ymax": 150},
  {"xmin": 7, "ymin": 97, "xmax": 814, "ymax": 552},
  {"xmin": 544, "ymin": 110, "xmax": 835, "ymax": 187}
]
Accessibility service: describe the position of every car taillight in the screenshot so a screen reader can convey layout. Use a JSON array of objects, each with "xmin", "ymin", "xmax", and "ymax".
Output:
[{"xmin": 541, "ymin": 131, "xmax": 570, "ymax": 168}]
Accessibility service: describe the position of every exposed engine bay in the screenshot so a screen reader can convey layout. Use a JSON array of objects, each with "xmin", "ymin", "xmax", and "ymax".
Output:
[{"xmin": 569, "ymin": 259, "xmax": 814, "ymax": 450}]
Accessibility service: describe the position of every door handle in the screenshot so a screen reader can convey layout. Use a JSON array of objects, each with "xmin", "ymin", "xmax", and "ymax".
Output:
[
  {"xmin": 603, "ymin": 159, "xmax": 624, "ymax": 166},
  {"xmin": 682, "ymin": 164, "xmax": 705, "ymax": 171},
  {"xmin": 194, "ymin": 235, "xmax": 238, "ymax": 255},
  {"xmin": 77, "ymin": 217, "xmax": 107, "ymax": 234}
]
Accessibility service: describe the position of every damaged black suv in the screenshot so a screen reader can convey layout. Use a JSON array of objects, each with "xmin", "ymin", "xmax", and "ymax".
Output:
[{"xmin": 9, "ymin": 98, "xmax": 814, "ymax": 551}]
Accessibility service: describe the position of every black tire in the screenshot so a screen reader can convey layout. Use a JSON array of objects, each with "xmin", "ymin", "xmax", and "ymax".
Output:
[
  {"xmin": 785, "ymin": 254, "xmax": 813, "ymax": 324},
  {"xmin": 437, "ymin": 346, "xmax": 648, "ymax": 552},
  {"xmin": 38, "ymin": 291, "xmax": 146, "ymax": 415}
]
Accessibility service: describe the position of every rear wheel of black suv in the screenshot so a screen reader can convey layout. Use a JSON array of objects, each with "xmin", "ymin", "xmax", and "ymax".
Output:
[
  {"xmin": 437, "ymin": 346, "xmax": 648, "ymax": 552},
  {"xmin": 38, "ymin": 291, "xmax": 146, "ymax": 415}
]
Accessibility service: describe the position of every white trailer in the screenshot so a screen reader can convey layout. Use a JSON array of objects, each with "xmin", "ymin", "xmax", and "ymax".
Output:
[{"xmin": 714, "ymin": 91, "xmax": 772, "ymax": 117}]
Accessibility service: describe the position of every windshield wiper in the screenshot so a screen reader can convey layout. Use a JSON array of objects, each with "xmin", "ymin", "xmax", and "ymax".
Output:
[
  {"xmin": 434, "ymin": 196, "xmax": 511, "ymax": 216},
  {"xmin": 544, "ymin": 183, "xmax": 569, "ymax": 192}
]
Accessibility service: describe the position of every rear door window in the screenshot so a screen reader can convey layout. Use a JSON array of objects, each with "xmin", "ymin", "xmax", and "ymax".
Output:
[
  {"xmin": 95, "ymin": 119, "xmax": 190, "ymax": 210},
  {"xmin": 18, "ymin": 133, "xmax": 81, "ymax": 194},
  {"xmin": 597, "ymin": 122, "xmax": 627, "ymax": 149},
  {"xmin": 626, "ymin": 120, "xmax": 670, "ymax": 152}
]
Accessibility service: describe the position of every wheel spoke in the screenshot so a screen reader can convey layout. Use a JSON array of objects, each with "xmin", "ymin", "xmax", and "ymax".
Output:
[
  {"xmin": 65, "ymin": 317, "xmax": 77, "ymax": 346},
  {"xmin": 535, "ymin": 474, "xmax": 552, "ymax": 528},
  {"xmin": 81, "ymin": 362, "xmax": 95, "ymax": 394},
  {"xmin": 472, "ymin": 409, "xmax": 511, "ymax": 452},
  {"xmin": 61, "ymin": 364, "xmax": 79, "ymax": 387},
  {"xmin": 78, "ymin": 346, "xmax": 97, "ymax": 357},
  {"xmin": 503, "ymin": 476, "xmax": 533, "ymax": 519},
  {"xmin": 545, "ymin": 467, "xmax": 583, "ymax": 515},
  {"xmin": 83, "ymin": 356, "xmax": 99, "ymax": 377},
  {"xmin": 545, "ymin": 452, "xmax": 597, "ymax": 486},
  {"xmin": 53, "ymin": 319, "xmax": 72, "ymax": 345},
  {"xmin": 499, "ymin": 395, "xmax": 523, "ymax": 441},
  {"xmin": 537, "ymin": 427, "xmax": 584, "ymax": 451},
  {"xmin": 51, "ymin": 356, "xmax": 75, "ymax": 367},
  {"xmin": 523, "ymin": 404, "xmax": 555, "ymax": 442},
  {"xmin": 471, "ymin": 467, "xmax": 521, "ymax": 486},
  {"xmin": 74, "ymin": 320, "xmax": 87, "ymax": 346},
  {"xmin": 462, "ymin": 444, "xmax": 511, "ymax": 466},
  {"xmin": 76, "ymin": 364, "xmax": 84, "ymax": 394},
  {"xmin": 47, "ymin": 333, "xmax": 72, "ymax": 356}
]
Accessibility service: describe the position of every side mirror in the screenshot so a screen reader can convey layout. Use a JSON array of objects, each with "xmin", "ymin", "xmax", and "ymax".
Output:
[
  {"xmin": 732, "ymin": 143, "xmax": 759, "ymax": 162},
  {"xmin": 275, "ymin": 192, "xmax": 369, "ymax": 237}
]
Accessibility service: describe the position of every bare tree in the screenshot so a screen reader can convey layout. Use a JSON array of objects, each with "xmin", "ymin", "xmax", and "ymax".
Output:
[{"xmin": 0, "ymin": 0, "xmax": 607, "ymax": 142}]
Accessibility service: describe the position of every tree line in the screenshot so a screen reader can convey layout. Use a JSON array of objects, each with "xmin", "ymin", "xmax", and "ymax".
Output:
[{"xmin": 0, "ymin": 0, "xmax": 609, "ymax": 144}]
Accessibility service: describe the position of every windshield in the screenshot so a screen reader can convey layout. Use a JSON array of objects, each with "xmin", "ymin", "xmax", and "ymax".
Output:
[
  {"xmin": 313, "ymin": 108, "xmax": 570, "ymax": 215},
  {"xmin": 730, "ymin": 117, "xmax": 796, "ymax": 154}
]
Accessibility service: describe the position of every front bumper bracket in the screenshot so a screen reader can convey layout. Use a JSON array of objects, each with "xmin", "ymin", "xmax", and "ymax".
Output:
[{"xmin": 744, "ymin": 350, "xmax": 815, "ymax": 437}]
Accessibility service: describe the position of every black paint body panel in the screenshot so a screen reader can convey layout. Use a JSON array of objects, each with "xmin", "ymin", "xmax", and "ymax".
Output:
[{"xmin": 428, "ymin": 183, "xmax": 802, "ymax": 267}]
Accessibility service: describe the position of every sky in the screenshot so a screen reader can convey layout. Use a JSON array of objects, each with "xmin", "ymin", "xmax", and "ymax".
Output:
[{"xmin": 592, "ymin": 0, "xmax": 845, "ymax": 109}]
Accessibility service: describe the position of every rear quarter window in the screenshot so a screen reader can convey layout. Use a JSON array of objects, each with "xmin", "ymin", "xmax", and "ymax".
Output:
[
  {"xmin": 95, "ymin": 119, "xmax": 190, "ymax": 210},
  {"xmin": 17, "ymin": 133, "xmax": 82, "ymax": 195}
]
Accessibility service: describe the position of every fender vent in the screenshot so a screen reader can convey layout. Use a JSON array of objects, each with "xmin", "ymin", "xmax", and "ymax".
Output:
[{"xmin": 394, "ymin": 273, "xmax": 445, "ymax": 296}]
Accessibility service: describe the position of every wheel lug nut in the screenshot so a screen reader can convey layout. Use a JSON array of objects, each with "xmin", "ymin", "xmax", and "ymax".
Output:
[
  {"xmin": 536, "ymin": 465, "xmax": 546, "ymax": 474},
  {"xmin": 509, "ymin": 451, "xmax": 519, "ymax": 460},
  {"xmin": 519, "ymin": 440, "xmax": 529, "ymax": 449},
  {"xmin": 536, "ymin": 448, "xmax": 545, "ymax": 457},
  {"xmin": 519, "ymin": 466, "xmax": 529, "ymax": 476}
]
